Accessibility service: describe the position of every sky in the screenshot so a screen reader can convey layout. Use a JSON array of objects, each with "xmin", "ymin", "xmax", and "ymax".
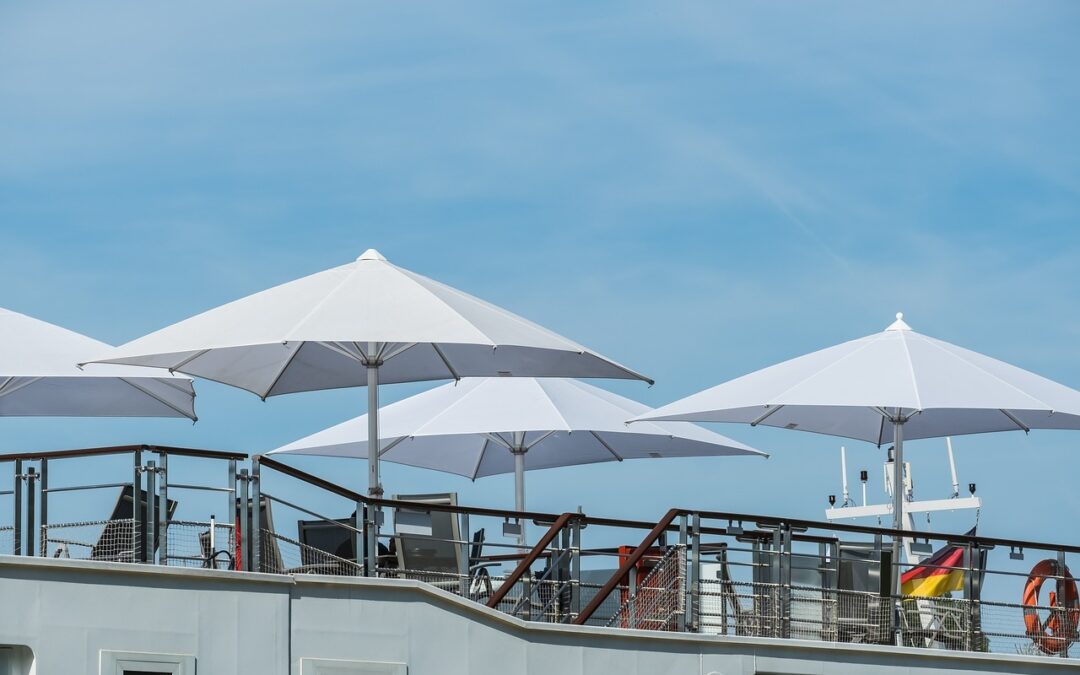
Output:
[{"xmin": 1, "ymin": 1, "xmax": 1079, "ymax": 548}]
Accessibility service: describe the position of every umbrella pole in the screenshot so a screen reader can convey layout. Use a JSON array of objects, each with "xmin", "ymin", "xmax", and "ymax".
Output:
[
  {"xmin": 513, "ymin": 448, "xmax": 526, "ymax": 546},
  {"xmin": 891, "ymin": 417, "xmax": 905, "ymax": 641},
  {"xmin": 366, "ymin": 347, "xmax": 381, "ymax": 576}
]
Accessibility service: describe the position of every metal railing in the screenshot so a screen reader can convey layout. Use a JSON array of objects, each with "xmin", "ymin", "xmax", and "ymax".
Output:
[{"xmin": 1, "ymin": 448, "xmax": 1078, "ymax": 661}]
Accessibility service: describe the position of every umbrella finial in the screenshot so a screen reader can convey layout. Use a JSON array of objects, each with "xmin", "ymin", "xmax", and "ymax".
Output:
[
  {"xmin": 357, "ymin": 249, "xmax": 387, "ymax": 262},
  {"xmin": 886, "ymin": 312, "xmax": 911, "ymax": 331}
]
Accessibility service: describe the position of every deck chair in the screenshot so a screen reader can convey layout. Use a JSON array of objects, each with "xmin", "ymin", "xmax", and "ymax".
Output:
[
  {"xmin": 295, "ymin": 511, "xmax": 394, "ymax": 575},
  {"xmin": 224, "ymin": 495, "xmax": 284, "ymax": 573},
  {"xmin": 90, "ymin": 485, "xmax": 177, "ymax": 562},
  {"xmin": 393, "ymin": 493, "xmax": 496, "ymax": 595}
]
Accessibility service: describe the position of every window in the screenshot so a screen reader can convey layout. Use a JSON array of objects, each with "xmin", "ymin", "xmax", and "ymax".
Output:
[
  {"xmin": 99, "ymin": 651, "xmax": 194, "ymax": 675},
  {"xmin": 0, "ymin": 645, "xmax": 34, "ymax": 675}
]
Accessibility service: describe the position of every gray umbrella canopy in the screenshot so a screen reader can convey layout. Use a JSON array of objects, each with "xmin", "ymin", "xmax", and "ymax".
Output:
[
  {"xmin": 635, "ymin": 313, "xmax": 1080, "ymax": 566},
  {"xmin": 269, "ymin": 377, "xmax": 765, "ymax": 539},
  {"xmin": 0, "ymin": 306, "xmax": 196, "ymax": 419}
]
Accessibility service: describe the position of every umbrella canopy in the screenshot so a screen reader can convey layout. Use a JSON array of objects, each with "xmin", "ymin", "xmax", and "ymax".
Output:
[
  {"xmin": 0, "ymin": 306, "xmax": 196, "ymax": 419},
  {"xmin": 634, "ymin": 312, "xmax": 1080, "ymax": 581},
  {"xmin": 636, "ymin": 313, "xmax": 1080, "ymax": 441},
  {"xmin": 90, "ymin": 249, "xmax": 649, "ymax": 396},
  {"xmin": 269, "ymin": 377, "xmax": 765, "ymax": 539}
]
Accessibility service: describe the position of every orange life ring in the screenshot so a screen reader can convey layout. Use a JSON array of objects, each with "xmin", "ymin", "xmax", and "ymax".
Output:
[{"xmin": 1023, "ymin": 559, "xmax": 1080, "ymax": 654}]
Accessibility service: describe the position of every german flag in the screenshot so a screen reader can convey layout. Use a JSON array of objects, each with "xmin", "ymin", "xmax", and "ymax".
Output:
[{"xmin": 900, "ymin": 529, "xmax": 973, "ymax": 598}]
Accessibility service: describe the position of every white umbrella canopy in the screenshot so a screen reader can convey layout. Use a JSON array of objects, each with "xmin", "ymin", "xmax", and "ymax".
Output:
[
  {"xmin": 634, "ymin": 312, "xmax": 1080, "ymax": 579},
  {"xmin": 90, "ymin": 249, "xmax": 650, "ymax": 396},
  {"xmin": 0, "ymin": 306, "xmax": 196, "ymax": 419},
  {"xmin": 636, "ymin": 313, "xmax": 1080, "ymax": 442},
  {"xmin": 268, "ymin": 377, "xmax": 766, "ymax": 524}
]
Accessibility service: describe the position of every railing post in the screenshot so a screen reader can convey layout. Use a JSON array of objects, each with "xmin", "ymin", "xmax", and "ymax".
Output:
[
  {"xmin": 689, "ymin": 512, "xmax": 701, "ymax": 632},
  {"xmin": 459, "ymin": 512, "xmax": 470, "ymax": 598},
  {"xmin": 678, "ymin": 514, "xmax": 688, "ymax": 632},
  {"xmin": 158, "ymin": 452, "xmax": 168, "ymax": 566},
  {"xmin": 132, "ymin": 448, "xmax": 143, "ymax": 562},
  {"xmin": 570, "ymin": 513, "xmax": 582, "ymax": 621},
  {"xmin": 146, "ymin": 461, "xmax": 157, "ymax": 564},
  {"xmin": 24, "ymin": 467, "xmax": 35, "ymax": 557},
  {"xmin": 964, "ymin": 542, "xmax": 975, "ymax": 652},
  {"xmin": 1058, "ymin": 549, "xmax": 1068, "ymax": 658},
  {"xmin": 779, "ymin": 522, "xmax": 792, "ymax": 639},
  {"xmin": 251, "ymin": 458, "xmax": 261, "ymax": 573},
  {"xmin": 238, "ymin": 469, "xmax": 250, "ymax": 571},
  {"xmin": 355, "ymin": 500, "xmax": 365, "ymax": 574},
  {"xmin": 13, "ymin": 459, "xmax": 22, "ymax": 556},
  {"xmin": 38, "ymin": 459, "xmax": 47, "ymax": 557},
  {"xmin": 227, "ymin": 458, "xmax": 237, "ymax": 569}
]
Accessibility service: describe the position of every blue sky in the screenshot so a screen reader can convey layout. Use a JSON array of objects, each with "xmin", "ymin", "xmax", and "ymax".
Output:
[{"xmin": 1, "ymin": 2, "xmax": 1079, "ymax": 545}]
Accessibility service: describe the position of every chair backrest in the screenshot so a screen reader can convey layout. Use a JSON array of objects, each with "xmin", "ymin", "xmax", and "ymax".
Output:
[
  {"xmin": 236, "ymin": 495, "xmax": 284, "ymax": 573},
  {"xmin": 91, "ymin": 485, "xmax": 178, "ymax": 561},
  {"xmin": 392, "ymin": 493, "xmax": 462, "ymax": 575},
  {"xmin": 470, "ymin": 528, "xmax": 485, "ymax": 565},
  {"xmin": 297, "ymin": 515, "xmax": 357, "ymax": 566}
]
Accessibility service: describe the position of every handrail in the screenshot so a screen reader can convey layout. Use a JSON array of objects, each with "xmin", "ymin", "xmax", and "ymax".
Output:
[
  {"xmin": 257, "ymin": 456, "xmax": 1080, "ymax": 555},
  {"xmin": 486, "ymin": 512, "xmax": 576, "ymax": 609},
  {"xmin": 574, "ymin": 508, "xmax": 682, "ymax": 625},
  {"xmin": 0, "ymin": 444, "xmax": 246, "ymax": 462},
  {"xmin": 257, "ymin": 455, "xmax": 566, "ymax": 523}
]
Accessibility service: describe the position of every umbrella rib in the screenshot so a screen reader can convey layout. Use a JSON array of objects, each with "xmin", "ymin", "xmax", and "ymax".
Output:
[
  {"xmin": 768, "ymin": 333, "xmax": 885, "ymax": 404},
  {"xmin": 117, "ymin": 377, "xmax": 197, "ymax": 420},
  {"xmin": 1000, "ymin": 409, "xmax": 1031, "ymax": 433},
  {"xmin": 898, "ymin": 331, "xmax": 923, "ymax": 411},
  {"xmin": 916, "ymin": 334, "xmax": 1055, "ymax": 411},
  {"xmin": 377, "ymin": 435, "xmax": 409, "ymax": 457},
  {"xmin": 396, "ymin": 267, "xmax": 653, "ymax": 384},
  {"xmin": 260, "ymin": 342, "xmax": 304, "ymax": 399},
  {"xmin": 750, "ymin": 404, "xmax": 784, "ymax": 426},
  {"xmin": 381, "ymin": 343, "xmax": 418, "ymax": 363},
  {"xmin": 471, "ymin": 437, "xmax": 491, "ymax": 480},
  {"xmin": 154, "ymin": 376, "xmax": 195, "ymax": 394},
  {"xmin": 320, "ymin": 341, "xmax": 364, "ymax": 363},
  {"xmin": 0, "ymin": 377, "xmax": 40, "ymax": 400},
  {"xmin": 876, "ymin": 413, "xmax": 886, "ymax": 447},
  {"xmin": 169, "ymin": 348, "xmax": 211, "ymax": 373},
  {"xmin": 589, "ymin": 431, "xmax": 624, "ymax": 461},
  {"xmin": 524, "ymin": 430, "xmax": 557, "ymax": 451},
  {"xmin": 431, "ymin": 344, "xmax": 461, "ymax": 381},
  {"xmin": 282, "ymin": 264, "xmax": 358, "ymax": 342}
]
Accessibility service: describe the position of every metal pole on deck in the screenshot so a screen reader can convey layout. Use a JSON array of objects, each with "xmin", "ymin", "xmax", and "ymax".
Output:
[
  {"xmin": 238, "ymin": 469, "xmax": 250, "ymax": 571},
  {"xmin": 133, "ymin": 448, "xmax": 143, "ymax": 562},
  {"xmin": 25, "ymin": 467, "xmax": 35, "ymax": 557},
  {"xmin": 251, "ymin": 458, "xmax": 261, "ymax": 573},
  {"xmin": 13, "ymin": 459, "xmax": 22, "ymax": 556},
  {"xmin": 159, "ymin": 453, "xmax": 168, "ymax": 566},
  {"xmin": 146, "ymin": 461, "xmax": 157, "ymax": 564},
  {"xmin": 38, "ymin": 459, "xmax": 48, "ymax": 557},
  {"xmin": 227, "ymin": 459, "xmax": 237, "ymax": 568}
]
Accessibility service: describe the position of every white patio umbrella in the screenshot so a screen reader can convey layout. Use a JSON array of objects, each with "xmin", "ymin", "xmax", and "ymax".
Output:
[
  {"xmin": 87, "ymin": 249, "xmax": 650, "ymax": 564},
  {"xmin": 634, "ymin": 312, "xmax": 1080, "ymax": 582},
  {"xmin": 268, "ymin": 377, "xmax": 766, "ymax": 540},
  {"xmin": 1, "ymin": 306, "xmax": 196, "ymax": 419}
]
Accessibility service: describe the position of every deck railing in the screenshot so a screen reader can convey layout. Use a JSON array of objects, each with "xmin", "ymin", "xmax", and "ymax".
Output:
[{"xmin": 0, "ymin": 446, "xmax": 1077, "ymax": 660}]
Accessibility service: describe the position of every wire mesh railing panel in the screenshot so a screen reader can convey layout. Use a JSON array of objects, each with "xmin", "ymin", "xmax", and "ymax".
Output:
[
  {"xmin": 166, "ymin": 521, "xmax": 236, "ymax": 569},
  {"xmin": 607, "ymin": 545, "xmax": 686, "ymax": 631},
  {"xmin": 41, "ymin": 519, "xmax": 139, "ymax": 562},
  {"xmin": 699, "ymin": 579, "xmax": 783, "ymax": 637},
  {"xmin": 262, "ymin": 529, "xmax": 363, "ymax": 576},
  {"xmin": 979, "ymin": 599, "xmax": 1077, "ymax": 657},
  {"xmin": 0, "ymin": 525, "xmax": 12, "ymax": 556}
]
